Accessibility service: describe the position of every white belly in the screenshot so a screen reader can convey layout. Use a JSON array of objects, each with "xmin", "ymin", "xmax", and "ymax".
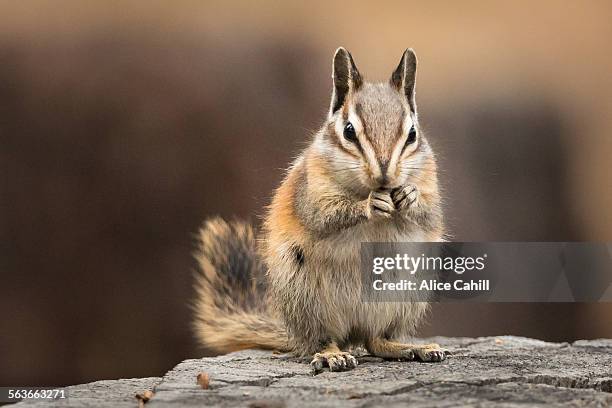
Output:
[{"xmin": 307, "ymin": 221, "xmax": 431, "ymax": 340}]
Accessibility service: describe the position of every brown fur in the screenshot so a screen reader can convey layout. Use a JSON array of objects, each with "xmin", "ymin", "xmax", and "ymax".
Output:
[{"xmin": 193, "ymin": 218, "xmax": 290, "ymax": 353}]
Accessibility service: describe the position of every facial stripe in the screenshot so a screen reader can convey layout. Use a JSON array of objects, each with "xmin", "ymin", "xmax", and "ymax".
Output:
[
  {"xmin": 354, "ymin": 103, "xmax": 372, "ymax": 146},
  {"xmin": 350, "ymin": 104, "xmax": 381, "ymax": 179},
  {"xmin": 399, "ymin": 113, "xmax": 418, "ymax": 155},
  {"xmin": 328, "ymin": 122, "xmax": 360, "ymax": 159},
  {"xmin": 379, "ymin": 109, "xmax": 404, "ymax": 178}
]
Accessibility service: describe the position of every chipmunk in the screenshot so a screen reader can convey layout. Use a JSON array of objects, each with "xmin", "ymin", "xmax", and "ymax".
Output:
[{"xmin": 194, "ymin": 48, "xmax": 447, "ymax": 373}]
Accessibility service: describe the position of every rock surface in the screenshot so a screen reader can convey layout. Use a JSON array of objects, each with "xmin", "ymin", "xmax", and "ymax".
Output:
[{"xmin": 13, "ymin": 336, "xmax": 612, "ymax": 407}]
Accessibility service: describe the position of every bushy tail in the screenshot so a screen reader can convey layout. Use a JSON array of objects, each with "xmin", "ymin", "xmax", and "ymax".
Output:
[{"xmin": 193, "ymin": 218, "xmax": 290, "ymax": 354}]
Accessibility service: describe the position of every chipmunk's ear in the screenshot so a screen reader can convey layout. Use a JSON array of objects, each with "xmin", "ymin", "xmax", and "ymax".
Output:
[
  {"xmin": 330, "ymin": 47, "xmax": 363, "ymax": 115},
  {"xmin": 390, "ymin": 49, "xmax": 418, "ymax": 112}
]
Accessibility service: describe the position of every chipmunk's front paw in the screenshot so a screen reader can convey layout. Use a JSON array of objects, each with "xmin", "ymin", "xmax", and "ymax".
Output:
[
  {"xmin": 391, "ymin": 184, "xmax": 418, "ymax": 211},
  {"xmin": 310, "ymin": 351, "xmax": 358, "ymax": 374},
  {"xmin": 413, "ymin": 343, "xmax": 451, "ymax": 362},
  {"xmin": 367, "ymin": 191, "xmax": 395, "ymax": 219}
]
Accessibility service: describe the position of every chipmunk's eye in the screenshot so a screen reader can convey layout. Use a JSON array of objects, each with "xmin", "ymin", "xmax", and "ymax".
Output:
[
  {"xmin": 343, "ymin": 122, "xmax": 358, "ymax": 143},
  {"xmin": 406, "ymin": 125, "xmax": 417, "ymax": 145}
]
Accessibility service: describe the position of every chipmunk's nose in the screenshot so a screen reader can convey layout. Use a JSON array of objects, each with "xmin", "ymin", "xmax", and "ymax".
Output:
[{"xmin": 377, "ymin": 159, "xmax": 390, "ymax": 186}]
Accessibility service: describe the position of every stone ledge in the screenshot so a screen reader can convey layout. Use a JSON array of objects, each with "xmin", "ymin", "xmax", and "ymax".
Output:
[{"xmin": 13, "ymin": 336, "xmax": 612, "ymax": 407}]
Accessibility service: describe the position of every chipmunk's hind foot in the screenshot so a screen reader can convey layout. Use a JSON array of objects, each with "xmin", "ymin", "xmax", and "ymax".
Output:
[
  {"xmin": 310, "ymin": 345, "xmax": 358, "ymax": 374},
  {"xmin": 412, "ymin": 343, "xmax": 450, "ymax": 362},
  {"xmin": 367, "ymin": 338, "xmax": 450, "ymax": 363}
]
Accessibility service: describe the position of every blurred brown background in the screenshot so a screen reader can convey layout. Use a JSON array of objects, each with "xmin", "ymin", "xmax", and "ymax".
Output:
[{"xmin": 1, "ymin": 1, "xmax": 611, "ymax": 387}]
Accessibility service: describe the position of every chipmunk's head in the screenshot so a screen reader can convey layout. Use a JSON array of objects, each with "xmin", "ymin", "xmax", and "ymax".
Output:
[{"xmin": 318, "ymin": 47, "xmax": 435, "ymax": 195}]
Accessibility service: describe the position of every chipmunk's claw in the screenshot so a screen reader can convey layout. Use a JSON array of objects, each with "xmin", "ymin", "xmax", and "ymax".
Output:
[
  {"xmin": 391, "ymin": 184, "xmax": 418, "ymax": 211},
  {"xmin": 413, "ymin": 344, "xmax": 449, "ymax": 362},
  {"xmin": 310, "ymin": 351, "xmax": 358, "ymax": 374},
  {"xmin": 368, "ymin": 191, "xmax": 395, "ymax": 219}
]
